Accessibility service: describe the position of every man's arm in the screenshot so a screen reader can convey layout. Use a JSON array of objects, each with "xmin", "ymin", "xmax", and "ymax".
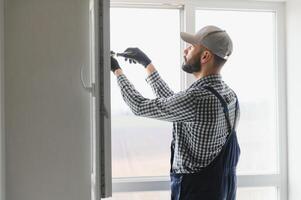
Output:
[
  {"xmin": 114, "ymin": 69, "xmax": 198, "ymax": 123},
  {"xmin": 144, "ymin": 64, "xmax": 175, "ymax": 98},
  {"xmin": 116, "ymin": 47, "xmax": 175, "ymax": 98}
]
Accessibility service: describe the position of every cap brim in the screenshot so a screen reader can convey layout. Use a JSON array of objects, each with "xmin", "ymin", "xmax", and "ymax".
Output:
[{"xmin": 180, "ymin": 32, "xmax": 197, "ymax": 44}]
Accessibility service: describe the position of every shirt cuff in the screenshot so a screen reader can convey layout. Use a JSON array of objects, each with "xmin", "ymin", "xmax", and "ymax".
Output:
[{"xmin": 145, "ymin": 70, "xmax": 160, "ymax": 85}]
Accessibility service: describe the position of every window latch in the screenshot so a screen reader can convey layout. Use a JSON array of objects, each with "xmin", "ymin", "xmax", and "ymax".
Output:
[{"xmin": 80, "ymin": 66, "xmax": 96, "ymax": 97}]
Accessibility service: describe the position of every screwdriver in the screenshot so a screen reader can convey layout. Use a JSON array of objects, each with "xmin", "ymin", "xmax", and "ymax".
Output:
[
  {"xmin": 110, "ymin": 50, "xmax": 122, "ymax": 57},
  {"xmin": 110, "ymin": 50, "xmax": 137, "ymax": 64}
]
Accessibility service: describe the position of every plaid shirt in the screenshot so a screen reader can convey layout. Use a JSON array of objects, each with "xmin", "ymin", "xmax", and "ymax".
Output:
[{"xmin": 117, "ymin": 70, "xmax": 240, "ymax": 174}]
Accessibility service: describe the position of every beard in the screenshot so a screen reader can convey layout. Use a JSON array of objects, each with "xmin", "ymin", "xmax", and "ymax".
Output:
[{"xmin": 181, "ymin": 55, "xmax": 201, "ymax": 74}]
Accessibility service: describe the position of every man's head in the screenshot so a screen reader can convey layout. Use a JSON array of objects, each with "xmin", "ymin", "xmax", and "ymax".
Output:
[{"xmin": 180, "ymin": 25, "xmax": 233, "ymax": 75}]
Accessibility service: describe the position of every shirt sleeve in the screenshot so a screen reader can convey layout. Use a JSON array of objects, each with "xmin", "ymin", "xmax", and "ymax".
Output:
[
  {"xmin": 145, "ymin": 70, "xmax": 175, "ymax": 98},
  {"xmin": 117, "ymin": 74, "xmax": 198, "ymax": 123}
]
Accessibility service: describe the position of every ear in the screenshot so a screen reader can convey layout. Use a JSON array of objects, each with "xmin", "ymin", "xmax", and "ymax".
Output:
[{"xmin": 200, "ymin": 50, "xmax": 213, "ymax": 65}]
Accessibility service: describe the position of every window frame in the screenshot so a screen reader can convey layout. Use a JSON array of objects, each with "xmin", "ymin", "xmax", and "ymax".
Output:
[{"xmin": 107, "ymin": 0, "xmax": 287, "ymax": 199}]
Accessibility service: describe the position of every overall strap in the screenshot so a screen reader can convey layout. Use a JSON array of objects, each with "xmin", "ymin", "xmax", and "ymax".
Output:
[{"xmin": 203, "ymin": 85, "xmax": 239, "ymax": 139}]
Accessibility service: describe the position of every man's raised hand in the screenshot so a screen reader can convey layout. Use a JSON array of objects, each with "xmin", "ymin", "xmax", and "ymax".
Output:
[{"xmin": 117, "ymin": 47, "xmax": 151, "ymax": 68}]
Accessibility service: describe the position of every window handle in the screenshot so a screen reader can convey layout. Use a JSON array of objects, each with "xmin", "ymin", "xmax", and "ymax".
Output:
[{"xmin": 80, "ymin": 66, "xmax": 95, "ymax": 97}]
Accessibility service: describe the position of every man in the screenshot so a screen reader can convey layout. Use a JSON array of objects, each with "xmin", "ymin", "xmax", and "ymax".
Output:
[{"xmin": 110, "ymin": 25, "xmax": 240, "ymax": 200}]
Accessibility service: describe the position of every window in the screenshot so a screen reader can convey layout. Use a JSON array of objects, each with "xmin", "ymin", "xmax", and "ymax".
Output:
[
  {"xmin": 102, "ymin": 1, "xmax": 286, "ymax": 200},
  {"xmin": 110, "ymin": 7, "xmax": 181, "ymax": 178},
  {"xmin": 107, "ymin": 187, "xmax": 277, "ymax": 200},
  {"xmin": 195, "ymin": 9, "xmax": 277, "ymax": 175}
]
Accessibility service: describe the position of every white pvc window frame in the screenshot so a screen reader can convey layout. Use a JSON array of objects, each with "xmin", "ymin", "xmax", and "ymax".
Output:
[{"xmin": 107, "ymin": 0, "xmax": 287, "ymax": 199}]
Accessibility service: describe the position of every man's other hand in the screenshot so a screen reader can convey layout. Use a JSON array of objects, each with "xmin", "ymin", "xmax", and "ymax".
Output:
[{"xmin": 110, "ymin": 55, "xmax": 121, "ymax": 73}]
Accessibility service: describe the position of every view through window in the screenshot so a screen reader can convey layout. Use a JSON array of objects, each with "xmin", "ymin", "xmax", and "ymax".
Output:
[{"xmin": 110, "ymin": 8, "xmax": 181, "ymax": 178}]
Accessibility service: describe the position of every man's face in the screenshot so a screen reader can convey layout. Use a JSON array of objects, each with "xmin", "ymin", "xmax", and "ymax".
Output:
[{"xmin": 181, "ymin": 44, "xmax": 203, "ymax": 73}]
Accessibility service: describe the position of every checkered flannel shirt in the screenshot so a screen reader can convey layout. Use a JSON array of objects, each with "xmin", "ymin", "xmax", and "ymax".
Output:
[{"xmin": 117, "ymin": 70, "xmax": 240, "ymax": 174}]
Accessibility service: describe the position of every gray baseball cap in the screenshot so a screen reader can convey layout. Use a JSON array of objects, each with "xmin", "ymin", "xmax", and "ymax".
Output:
[{"xmin": 180, "ymin": 25, "xmax": 233, "ymax": 60}]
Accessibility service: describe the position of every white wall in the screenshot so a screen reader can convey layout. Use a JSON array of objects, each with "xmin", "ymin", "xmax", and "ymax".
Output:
[
  {"xmin": 0, "ymin": 0, "xmax": 5, "ymax": 199},
  {"xmin": 286, "ymin": 1, "xmax": 301, "ymax": 200},
  {"xmin": 5, "ymin": 0, "xmax": 91, "ymax": 200}
]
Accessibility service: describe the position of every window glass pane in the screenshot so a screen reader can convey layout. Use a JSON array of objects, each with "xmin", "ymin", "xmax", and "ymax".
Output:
[
  {"xmin": 107, "ymin": 187, "xmax": 277, "ymax": 200},
  {"xmin": 110, "ymin": 8, "xmax": 181, "ymax": 177},
  {"xmin": 107, "ymin": 191, "xmax": 170, "ymax": 200},
  {"xmin": 196, "ymin": 10, "xmax": 277, "ymax": 174},
  {"xmin": 237, "ymin": 187, "xmax": 278, "ymax": 200}
]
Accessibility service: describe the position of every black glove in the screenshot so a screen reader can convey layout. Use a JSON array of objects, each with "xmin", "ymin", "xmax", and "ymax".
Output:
[
  {"xmin": 110, "ymin": 55, "xmax": 121, "ymax": 73},
  {"xmin": 118, "ymin": 47, "xmax": 151, "ymax": 68}
]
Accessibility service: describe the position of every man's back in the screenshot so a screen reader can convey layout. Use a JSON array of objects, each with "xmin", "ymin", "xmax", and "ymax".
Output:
[{"xmin": 169, "ymin": 73, "xmax": 240, "ymax": 173}]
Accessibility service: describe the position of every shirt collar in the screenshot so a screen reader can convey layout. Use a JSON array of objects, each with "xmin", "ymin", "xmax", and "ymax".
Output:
[{"xmin": 189, "ymin": 74, "xmax": 222, "ymax": 88}]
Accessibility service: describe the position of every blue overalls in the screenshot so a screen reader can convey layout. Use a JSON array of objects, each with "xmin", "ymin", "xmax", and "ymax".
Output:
[{"xmin": 170, "ymin": 86, "xmax": 240, "ymax": 200}]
